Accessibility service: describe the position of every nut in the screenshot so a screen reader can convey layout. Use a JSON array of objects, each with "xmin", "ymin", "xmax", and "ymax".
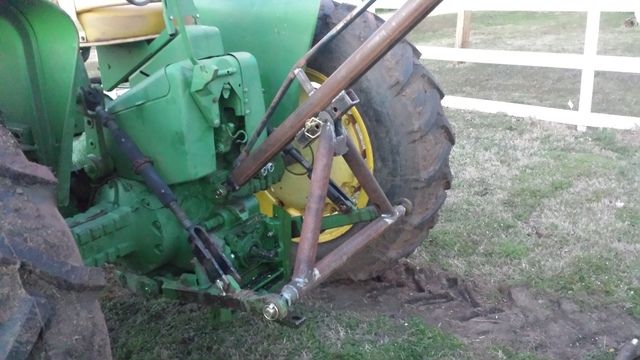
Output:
[{"xmin": 263, "ymin": 303, "xmax": 279, "ymax": 321}]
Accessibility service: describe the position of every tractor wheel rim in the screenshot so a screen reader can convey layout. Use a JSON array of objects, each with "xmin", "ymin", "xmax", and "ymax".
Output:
[{"xmin": 256, "ymin": 68, "xmax": 375, "ymax": 243}]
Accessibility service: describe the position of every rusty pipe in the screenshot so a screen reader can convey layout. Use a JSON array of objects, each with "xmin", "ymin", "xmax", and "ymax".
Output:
[
  {"xmin": 237, "ymin": 0, "xmax": 378, "ymax": 164},
  {"xmin": 281, "ymin": 204, "xmax": 406, "ymax": 304},
  {"xmin": 229, "ymin": 0, "xmax": 444, "ymax": 188},
  {"xmin": 292, "ymin": 121, "xmax": 336, "ymax": 280},
  {"xmin": 342, "ymin": 137, "xmax": 394, "ymax": 214}
]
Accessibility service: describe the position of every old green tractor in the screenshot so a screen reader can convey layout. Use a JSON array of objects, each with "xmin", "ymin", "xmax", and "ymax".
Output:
[{"xmin": 0, "ymin": 0, "xmax": 453, "ymax": 357}]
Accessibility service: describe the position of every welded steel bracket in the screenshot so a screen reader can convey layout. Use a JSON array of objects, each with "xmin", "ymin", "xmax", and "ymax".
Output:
[
  {"xmin": 293, "ymin": 69, "xmax": 360, "ymax": 149},
  {"xmin": 227, "ymin": 0, "xmax": 443, "ymax": 319}
]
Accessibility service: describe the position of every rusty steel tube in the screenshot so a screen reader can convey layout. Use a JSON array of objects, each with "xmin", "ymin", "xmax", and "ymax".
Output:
[
  {"xmin": 292, "ymin": 121, "xmax": 336, "ymax": 280},
  {"xmin": 229, "ymin": 0, "xmax": 444, "ymax": 188},
  {"xmin": 343, "ymin": 137, "xmax": 394, "ymax": 214},
  {"xmin": 237, "ymin": 0, "xmax": 377, "ymax": 163},
  {"xmin": 314, "ymin": 205, "xmax": 405, "ymax": 286},
  {"xmin": 281, "ymin": 205, "xmax": 406, "ymax": 304}
]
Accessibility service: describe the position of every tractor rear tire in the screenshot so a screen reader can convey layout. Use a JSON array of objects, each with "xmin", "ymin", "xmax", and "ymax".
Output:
[
  {"xmin": 0, "ymin": 125, "xmax": 112, "ymax": 359},
  {"xmin": 312, "ymin": 1, "xmax": 455, "ymax": 280}
]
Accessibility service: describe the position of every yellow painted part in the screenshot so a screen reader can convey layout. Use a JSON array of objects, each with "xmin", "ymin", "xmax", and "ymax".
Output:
[
  {"xmin": 76, "ymin": 3, "xmax": 163, "ymax": 43},
  {"xmin": 257, "ymin": 69, "xmax": 374, "ymax": 243}
]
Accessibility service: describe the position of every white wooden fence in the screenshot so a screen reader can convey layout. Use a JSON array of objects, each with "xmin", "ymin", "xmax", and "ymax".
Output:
[{"xmin": 343, "ymin": 0, "xmax": 640, "ymax": 130}]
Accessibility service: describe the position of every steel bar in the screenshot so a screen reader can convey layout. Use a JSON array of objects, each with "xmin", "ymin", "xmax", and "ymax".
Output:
[
  {"xmin": 342, "ymin": 137, "xmax": 394, "ymax": 214},
  {"xmin": 290, "ymin": 206, "xmax": 379, "ymax": 237},
  {"xmin": 314, "ymin": 205, "xmax": 405, "ymax": 286},
  {"xmin": 292, "ymin": 121, "xmax": 336, "ymax": 280},
  {"xmin": 236, "ymin": 0, "xmax": 377, "ymax": 164},
  {"xmin": 281, "ymin": 204, "xmax": 406, "ymax": 305},
  {"xmin": 230, "ymin": 0, "xmax": 444, "ymax": 187}
]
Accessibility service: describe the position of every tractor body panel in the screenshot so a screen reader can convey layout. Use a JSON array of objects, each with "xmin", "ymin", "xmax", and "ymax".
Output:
[
  {"xmin": 0, "ymin": 0, "xmax": 320, "ymax": 295},
  {"xmin": 193, "ymin": 0, "xmax": 321, "ymax": 126},
  {"xmin": 0, "ymin": 0, "xmax": 86, "ymax": 205},
  {"xmin": 0, "ymin": 0, "xmax": 445, "ymax": 328}
]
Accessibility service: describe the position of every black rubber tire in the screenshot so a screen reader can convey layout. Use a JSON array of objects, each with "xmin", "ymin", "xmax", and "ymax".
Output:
[
  {"xmin": 0, "ymin": 125, "xmax": 112, "ymax": 359},
  {"xmin": 311, "ymin": 1, "xmax": 454, "ymax": 280}
]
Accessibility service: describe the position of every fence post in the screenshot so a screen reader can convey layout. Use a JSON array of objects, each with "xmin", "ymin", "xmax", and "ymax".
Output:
[
  {"xmin": 455, "ymin": 10, "xmax": 472, "ymax": 48},
  {"xmin": 577, "ymin": 9, "xmax": 601, "ymax": 131}
]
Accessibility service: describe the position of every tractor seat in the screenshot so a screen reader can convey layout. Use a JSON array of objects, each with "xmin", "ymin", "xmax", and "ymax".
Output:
[{"xmin": 70, "ymin": 0, "xmax": 164, "ymax": 45}]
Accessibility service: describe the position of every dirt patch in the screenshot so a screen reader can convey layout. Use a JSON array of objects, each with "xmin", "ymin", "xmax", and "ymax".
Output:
[{"xmin": 306, "ymin": 260, "xmax": 640, "ymax": 359}]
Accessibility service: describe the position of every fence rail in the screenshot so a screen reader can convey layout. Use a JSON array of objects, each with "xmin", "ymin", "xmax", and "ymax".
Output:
[
  {"xmin": 343, "ymin": 0, "xmax": 640, "ymax": 130},
  {"xmin": 415, "ymin": 47, "xmax": 640, "ymax": 74},
  {"xmin": 368, "ymin": 0, "xmax": 638, "ymax": 15}
]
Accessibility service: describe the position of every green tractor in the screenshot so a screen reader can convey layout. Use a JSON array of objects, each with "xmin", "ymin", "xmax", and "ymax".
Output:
[{"xmin": 0, "ymin": 0, "xmax": 453, "ymax": 357}]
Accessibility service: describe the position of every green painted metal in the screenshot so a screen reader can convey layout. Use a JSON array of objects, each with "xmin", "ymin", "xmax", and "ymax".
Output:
[
  {"xmin": 67, "ymin": 174, "xmax": 290, "ymax": 282},
  {"xmin": 194, "ymin": 0, "xmax": 321, "ymax": 126},
  {"xmin": 96, "ymin": 32, "xmax": 173, "ymax": 91},
  {"xmin": 69, "ymin": 15, "xmax": 289, "ymax": 284},
  {"xmin": 291, "ymin": 207, "xmax": 379, "ymax": 237},
  {"xmin": 95, "ymin": 0, "xmax": 193, "ymax": 90},
  {"xmin": 0, "ymin": 0, "xmax": 88, "ymax": 205},
  {"xmin": 98, "ymin": 0, "xmax": 320, "ymax": 124},
  {"xmin": 2, "ymin": 0, "xmax": 389, "ymax": 318},
  {"xmin": 96, "ymin": 24, "xmax": 267, "ymax": 185}
]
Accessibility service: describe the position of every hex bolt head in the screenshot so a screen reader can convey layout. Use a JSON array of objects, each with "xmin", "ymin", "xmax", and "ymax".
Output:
[
  {"xmin": 215, "ymin": 186, "xmax": 227, "ymax": 199},
  {"xmin": 215, "ymin": 279, "xmax": 226, "ymax": 295}
]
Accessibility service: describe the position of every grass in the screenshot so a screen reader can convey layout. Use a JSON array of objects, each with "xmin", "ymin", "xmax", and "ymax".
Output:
[
  {"xmin": 104, "ymin": 297, "xmax": 467, "ymax": 360},
  {"xmin": 102, "ymin": 11, "xmax": 640, "ymax": 359},
  {"xmin": 409, "ymin": 12, "xmax": 640, "ymax": 316},
  {"xmin": 409, "ymin": 11, "xmax": 640, "ymax": 56},
  {"xmin": 408, "ymin": 11, "xmax": 640, "ymax": 117},
  {"xmin": 104, "ymin": 111, "xmax": 640, "ymax": 359},
  {"xmin": 420, "ymin": 110, "xmax": 640, "ymax": 313}
]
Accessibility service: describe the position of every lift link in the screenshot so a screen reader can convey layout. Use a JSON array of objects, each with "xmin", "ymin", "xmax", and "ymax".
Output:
[{"xmin": 81, "ymin": 88, "xmax": 240, "ymax": 285}]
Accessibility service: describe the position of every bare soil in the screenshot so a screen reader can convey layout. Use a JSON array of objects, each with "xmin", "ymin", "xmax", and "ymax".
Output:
[{"xmin": 307, "ymin": 260, "xmax": 640, "ymax": 359}]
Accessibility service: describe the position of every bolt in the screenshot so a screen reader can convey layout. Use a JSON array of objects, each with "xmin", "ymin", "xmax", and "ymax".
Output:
[
  {"xmin": 260, "ymin": 162, "xmax": 274, "ymax": 177},
  {"xmin": 263, "ymin": 303, "xmax": 279, "ymax": 321},
  {"xmin": 215, "ymin": 186, "xmax": 227, "ymax": 199},
  {"xmin": 215, "ymin": 279, "xmax": 226, "ymax": 295},
  {"xmin": 142, "ymin": 285, "xmax": 153, "ymax": 296}
]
